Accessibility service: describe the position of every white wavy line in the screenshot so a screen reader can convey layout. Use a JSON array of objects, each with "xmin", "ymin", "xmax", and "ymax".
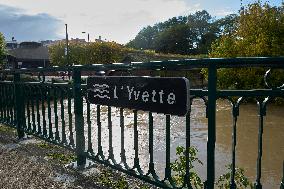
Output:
[
  {"xmin": 93, "ymin": 84, "xmax": 109, "ymax": 89},
  {"xmin": 93, "ymin": 94, "xmax": 110, "ymax": 99},
  {"xmin": 92, "ymin": 88, "xmax": 109, "ymax": 93},
  {"xmin": 87, "ymin": 88, "xmax": 109, "ymax": 94}
]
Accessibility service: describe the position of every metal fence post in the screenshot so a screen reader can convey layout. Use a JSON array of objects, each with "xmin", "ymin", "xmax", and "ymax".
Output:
[
  {"xmin": 206, "ymin": 63, "xmax": 217, "ymax": 189},
  {"xmin": 73, "ymin": 67, "xmax": 86, "ymax": 166},
  {"xmin": 280, "ymin": 161, "xmax": 284, "ymax": 189},
  {"xmin": 14, "ymin": 72, "xmax": 25, "ymax": 138}
]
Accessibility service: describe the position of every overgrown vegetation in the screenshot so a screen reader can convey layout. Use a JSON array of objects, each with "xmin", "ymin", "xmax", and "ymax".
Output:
[
  {"xmin": 0, "ymin": 32, "xmax": 5, "ymax": 66},
  {"xmin": 49, "ymin": 41, "xmax": 126, "ymax": 66},
  {"xmin": 171, "ymin": 146, "xmax": 253, "ymax": 189},
  {"xmin": 216, "ymin": 165, "xmax": 253, "ymax": 189},
  {"xmin": 48, "ymin": 41, "xmax": 201, "ymax": 66},
  {"xmin": 209, "ymin": 1, "xmax": 284, "ymax": 90},
  {"xmin": 171, "ymin": 146, "xmax": 203, "ymax": 188}
]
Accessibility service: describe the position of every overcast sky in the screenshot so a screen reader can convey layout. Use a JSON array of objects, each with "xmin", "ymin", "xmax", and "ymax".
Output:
[{"xmin": 0, "ymin": 0, "xmax": 282, "ymax": 44}]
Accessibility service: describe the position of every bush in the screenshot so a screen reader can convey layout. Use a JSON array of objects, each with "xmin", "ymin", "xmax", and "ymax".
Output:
[
  {"xmin": 172, "ymin": 146, "xmax": 253, "ymax": 188},
  {"xmin": 49, "ymin": 41, "xmax": 126, "ymax": 66}
]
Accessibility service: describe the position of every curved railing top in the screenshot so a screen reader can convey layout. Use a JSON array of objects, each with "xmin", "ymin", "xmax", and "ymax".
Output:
[{"xmin": 1, "ymin": 57, "xmax": 284, "ymax": 73}]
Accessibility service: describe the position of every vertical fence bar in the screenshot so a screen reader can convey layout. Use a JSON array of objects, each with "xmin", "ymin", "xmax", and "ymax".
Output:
[
  {"xmin": 11, "ymin": 85, "xmax": 15, "ymax": 125},
  {"xmin": 14, "ymin": 73, "xmax": 25, "ymax": 138},
  {"xmin": 5, "ymin": 85, "xmax": 8, "ymax": 123},
  {"xmin": 8, "ymin": 85, "xmax": 13, "ymax": 124},
  {"xmin": 164, "ymin": 114, "xmax": 173, "ymax": 185},
  {"xmin": 73, "ymin": 67, "xmax": 86, "ymax": 166},
  {"xmin": 20, "ymin": 85, "xmax": 26, "ymax": 130},
  {"xmin": 184, "ymin": 107, "xmax": 192, "ymax": 188},
  {"xmin": 4, "ymin": 84, "xmax": 7, "ymax": 122},
  {"xmin": 119, "ymin": 108, "xmax": 128, "ymax": 168},
  {"xmin": 254, "ymin": 101, "xmax": 266, "ymax": 189},
  {"xmin": 206, "ymin": 63, "xmax": 217, "ymax": 189},
  {"xmin": 147, "ymin": 112, "xmax": 158, "ymax": 178},
  {"xmin": 26, "ymin": 86, "xmax": 31, "ymax": 131},
  {"xmin": 31, "ymin": 87, "xmax": 36, "ymax": 132},
  {"xmin": 54, "ymin": 87, "xmax": 60, "ymax": 141},
  {"xmin": 6, "ymin": 85, "xmax": 10, "ymax": 124},
  {"xmin": 87, "ymin": 100, "xmax": 93, "ymax": 153},
  {"xmin": 36, "ymin": 86, "xmax": 41, "ymax": 134},
  {"xmin": 97, "ymin": 105, "xmax": 104, "ymax": 158},
  {"xmin": 107, "ymin": 106, "xmax": 115, "ymax": 163},
  {"xmin": 280, "ymin": 161, "xmax": 284, "ymax": 189},
  {"xmin": 47, "ymin": 86, "xmax": 53, "ymax": 139},
  {"xmin": 4, "ymin": 84, "xmax": 9, "ymax": 123},
  {"xmin": 133, "ymin": 110, "xmax": 142, "ymax": 174},
  {"xmin": 5, "ymin": 85, "xmax": 9, "ymax": 124},
  {"xmin": 41, "ymin": 87, "xmax": 47, "ymax": 137},
  {"xmin": 68, "ymin": 89, "xmax": 74, "ymax": 146},
  {"xmin": 61, "ymin": 88, "xmax": 67, "ymax": 144},
  {"xmin": 12, "ymin": 85, "xmax": 16, "ymax": 125},
  {"xmin": 230, "ymin": 103, "xmax": 239, "ymax": 189},
  {"xmin": 0, "ymin": 85, "xmax": 3, "ymax": 122}
]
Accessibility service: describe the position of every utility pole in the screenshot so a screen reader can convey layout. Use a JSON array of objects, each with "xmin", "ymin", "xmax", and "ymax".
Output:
[
  {"xmin": 81, "ymin": 32, "xmax": 89, "ymax": 65},
  {"xmin": 65, "ymin": 24, "xmax": 70, "ymax": 66}
]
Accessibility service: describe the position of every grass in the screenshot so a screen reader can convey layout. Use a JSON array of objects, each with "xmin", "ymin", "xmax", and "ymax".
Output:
[
  {"xmin": 94, "ymin": 169, "xmax": 151, "ymax": 189},
  {"xmin": 0, "ymin": 125, "xmax": 16, "ymax": 134},
  {"xmin": 37, "ymin": 142, "xmax": 58, "ymax": 149},
  {"xmin": 46, "ymin": 152, "xmax": 76, "ymax": 164}
]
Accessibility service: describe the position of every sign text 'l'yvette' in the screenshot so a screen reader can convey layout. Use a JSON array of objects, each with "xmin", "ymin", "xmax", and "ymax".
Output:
[{"xmin": 87, "ymin": 76, "xmax": 190, "ymax": 116}]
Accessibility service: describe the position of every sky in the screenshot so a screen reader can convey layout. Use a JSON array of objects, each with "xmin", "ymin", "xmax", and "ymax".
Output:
[{"xmin": 0, "ymin": 0, "xmax": 283, "ymax": 44}]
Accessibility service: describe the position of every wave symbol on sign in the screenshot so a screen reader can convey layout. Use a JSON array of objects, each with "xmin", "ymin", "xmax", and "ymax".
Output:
[{"xmin": 89, "ymin": 84, "xmax": 110, "ymax": 99}]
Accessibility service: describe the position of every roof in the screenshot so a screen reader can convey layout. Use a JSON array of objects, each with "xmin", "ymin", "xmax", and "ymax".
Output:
[{"xmin": 8, "ymin": 46, "xmax": 49, "ymax": 60}]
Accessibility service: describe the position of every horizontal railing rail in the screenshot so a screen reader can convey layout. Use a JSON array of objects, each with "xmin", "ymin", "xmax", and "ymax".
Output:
[
  {"xmin": 0, "ymin": 57, "xmax": 284, "ymax": 74},
  {"xmin": 0, "ymin": 57, "xmax": 283, "ymax": 189}
]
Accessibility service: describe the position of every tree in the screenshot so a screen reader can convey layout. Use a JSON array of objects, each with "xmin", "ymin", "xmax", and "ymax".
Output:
[
  {"xmin": 187, "ymin": 10, "xmax": 218, "ymax": 54},
  {"xmin": 154, "ymin": 24, "xmax": 193, "ymax": 55},
  {"xmin": 211, "ymin": 2, "xmax": 284, "ymax": 57},
  {"xmin": 210, "ymin": 2, "xmax": 284, "ymax": 89},
  {"xmin": 126, "ymin": 26, "xmax": 158, "ymax": 50},
  {"xmin": 127, "ymin": 11, "xmax": 217, "ymax": 55},
  {"xmin": 0, "ymin": 32, "xmax": 5, "ymax": 66},
  {"xmin": 214, "ymin": 14, "xmax": 239, "ymax": 36},
  {"xmin": 156, "ymin": 15, "xmax": 187, "ymax": 32},
  {"xmin": 187, "ymin": 10, "xmax": 212, "ymax": 38}
]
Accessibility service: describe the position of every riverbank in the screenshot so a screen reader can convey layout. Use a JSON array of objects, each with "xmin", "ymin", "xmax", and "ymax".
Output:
[{"xmin": 0, "ymin": 124, "xmax": 156, "ymax": 189}]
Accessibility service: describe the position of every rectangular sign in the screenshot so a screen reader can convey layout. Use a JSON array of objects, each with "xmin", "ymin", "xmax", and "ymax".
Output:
[{"xmin": 87, "ymin": 76, "xmax": 190, "ymax": 116}]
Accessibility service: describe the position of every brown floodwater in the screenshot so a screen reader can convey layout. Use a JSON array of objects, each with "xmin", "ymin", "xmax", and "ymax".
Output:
[
  {"xmin": 28, "ymin": 98, "xmax": 284, "ymax": 188},
  {"xmin": 82, "ymin": 99, "xmax": 283, "ymax": 188}
]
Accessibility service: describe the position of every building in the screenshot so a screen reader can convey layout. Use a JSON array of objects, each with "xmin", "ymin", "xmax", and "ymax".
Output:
[
  {"xmin": 7, "ymin": 42, "xmax": 50, "ymax": 69},
  {"xmin": 5, "ymin": 40, "xmax": 18, "ymax": 50}
]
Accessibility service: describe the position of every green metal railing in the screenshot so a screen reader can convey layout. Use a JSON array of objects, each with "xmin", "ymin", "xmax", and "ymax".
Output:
[{"xmin": 0, "ymin": 57, "xmax": 283, "ymax": 189}]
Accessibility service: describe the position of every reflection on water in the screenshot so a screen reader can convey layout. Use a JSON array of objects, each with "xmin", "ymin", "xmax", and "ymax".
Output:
[{"xmin": 28, "ymin": 98, "xmax": 283, "ymax": 188}]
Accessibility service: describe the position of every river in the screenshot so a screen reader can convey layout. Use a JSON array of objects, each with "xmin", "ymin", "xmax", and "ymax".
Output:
[{"xmin": 79, "ymin": 99, "xmax": 283, "ymax": 188}]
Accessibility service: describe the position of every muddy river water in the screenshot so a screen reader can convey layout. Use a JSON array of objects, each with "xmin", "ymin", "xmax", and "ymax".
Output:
[{"xmin": 79, "ymin": 99, "xmax": 283, "ymax": 188}]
